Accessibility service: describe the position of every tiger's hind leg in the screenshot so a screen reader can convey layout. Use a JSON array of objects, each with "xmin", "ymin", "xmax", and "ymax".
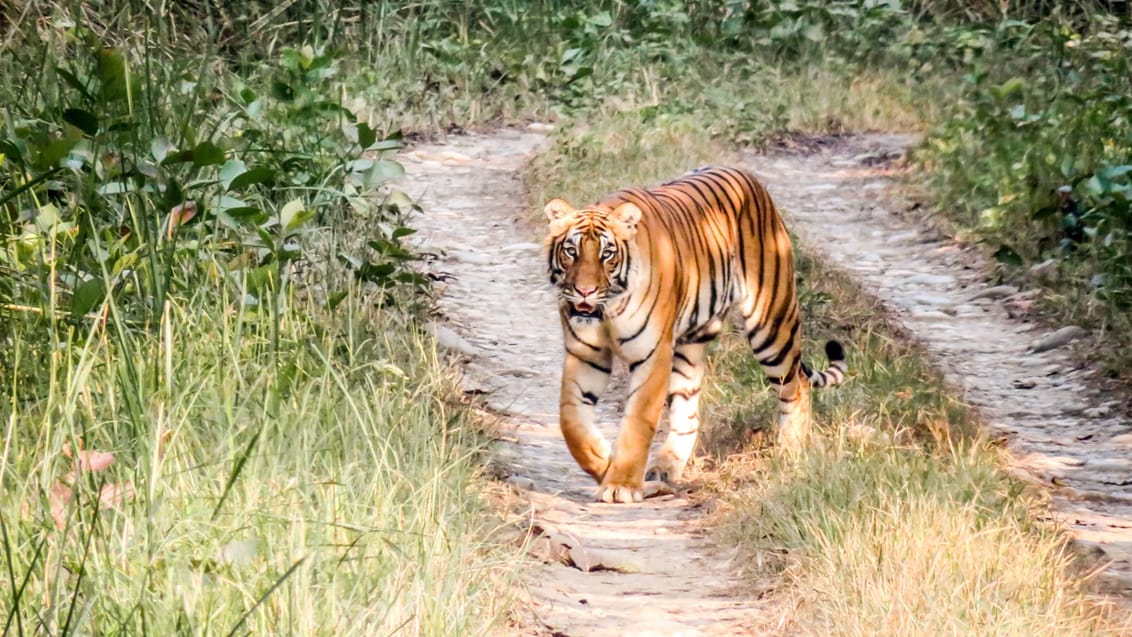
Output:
[
  {"xmin": 746, "ymin": 315, "xmax": 813, "ymax": 452},
  {"xmin": 646, "ymin": 341, "xmax": 707, "ymax": 484},
  {"xmin": 770, "ymin": 362, "xmax": 812, "ymax": 452}
]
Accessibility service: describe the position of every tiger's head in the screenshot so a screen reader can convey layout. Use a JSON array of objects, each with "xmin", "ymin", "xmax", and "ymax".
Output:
[{"xmin": 543, "ymin": 198, "xmax": 642, "ymax": 322}]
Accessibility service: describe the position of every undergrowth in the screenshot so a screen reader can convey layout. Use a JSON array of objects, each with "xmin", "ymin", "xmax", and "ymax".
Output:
[{"xmin": 1, "ymin": 2, "xmax": 515, "ymax": 633}]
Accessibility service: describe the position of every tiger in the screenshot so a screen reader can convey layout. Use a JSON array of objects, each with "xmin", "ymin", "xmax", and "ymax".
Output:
[{"xmin": 543, "ymin": 166, "xmax": 846, "ymax": 504}]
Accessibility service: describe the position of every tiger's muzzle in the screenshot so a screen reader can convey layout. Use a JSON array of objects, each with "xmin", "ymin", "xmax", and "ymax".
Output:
[{"xmin": 562, "ymin": 289, "xmax": 606, "ymax": 320}]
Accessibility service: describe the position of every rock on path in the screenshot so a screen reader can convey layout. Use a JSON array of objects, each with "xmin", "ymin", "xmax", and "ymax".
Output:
[
  {"xmin": 402, "ymin": 129, "xmax": 775, "ymax": 636},
  {"xmin": 747, "ymin": 135, "xmax": 1132, "ymax": 597}
]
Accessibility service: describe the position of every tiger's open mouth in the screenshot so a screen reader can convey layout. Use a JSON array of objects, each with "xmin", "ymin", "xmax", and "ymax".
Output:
[{"xmin": 569, "ymin": 301, "xmax": 603, "ymax": 319}]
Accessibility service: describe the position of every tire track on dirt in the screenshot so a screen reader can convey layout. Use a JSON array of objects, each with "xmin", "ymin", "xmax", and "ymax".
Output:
[
  {"xmin": 747, "ymin": 135, "xmax": 1132, "ymax": 598},
  {"xmin": 402, "ymin": 129, "xmax": 777, "ymax": 636}
]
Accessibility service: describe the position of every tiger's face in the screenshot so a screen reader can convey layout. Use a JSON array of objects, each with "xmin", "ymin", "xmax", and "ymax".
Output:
[{"xmin": 544, "ymin": 198, "xmax": 642, "ymax": 322}]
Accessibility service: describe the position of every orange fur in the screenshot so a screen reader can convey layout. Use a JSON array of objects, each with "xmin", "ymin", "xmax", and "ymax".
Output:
[{"xmin": 544, "ymin": 167, "xmax": 846, "ymax": 503}]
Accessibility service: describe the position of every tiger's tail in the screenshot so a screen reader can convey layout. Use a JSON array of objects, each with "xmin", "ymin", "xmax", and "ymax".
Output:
[{"xmin": 802, "ymin": 341, "xmax": 847, "ymax": 388}]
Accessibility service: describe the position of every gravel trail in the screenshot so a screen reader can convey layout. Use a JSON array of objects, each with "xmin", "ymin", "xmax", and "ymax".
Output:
[{"xmin": 403, "ymin": 129, "xmax": 775, "ymax": 636}]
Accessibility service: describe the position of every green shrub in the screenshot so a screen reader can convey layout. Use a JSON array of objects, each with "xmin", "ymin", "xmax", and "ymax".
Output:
[{"xmin": 916, "ymin": 13, "xmax": 1132, "ymax": 315}]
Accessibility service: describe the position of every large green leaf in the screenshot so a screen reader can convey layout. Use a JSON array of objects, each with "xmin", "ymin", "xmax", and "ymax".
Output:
[
  {"xmin": 71, "ymin": 277, "xmax": 107, "ymax": 316},
  {"xmin": 192, "ymin": 141, "xmax": 225, "ymax": 167},
  {"xmin": 62, "ymin": 108, "xmax": 99, "ymax": 136},
  {"xmin": 229, "ymin": 166, "xmax": 276, "ymax": 191},
  {"xmin": 219, "ymin": 159, "xmax": 248, "ymax": 190}
]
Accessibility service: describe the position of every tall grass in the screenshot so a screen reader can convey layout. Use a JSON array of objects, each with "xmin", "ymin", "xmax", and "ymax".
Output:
[
  {"xmin": 522, "ymin": 114, "xmax": 1127, "ymax": 635},
  {"xmin": 1, "ymin": 285, "xmax": 513, "ymax": 634},
  {"xmin": 1, "ymin": 3, "xmax": 519, "ymax": 633}
]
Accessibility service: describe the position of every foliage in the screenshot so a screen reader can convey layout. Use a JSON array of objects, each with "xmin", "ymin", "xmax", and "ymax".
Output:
[
  {"xmin": 0, "ymin": 6, "xmax": 429, "ymax": 393},
  {"xmin": 916, "ymin": 14, "xmax": 1132, "ymax": 319},
  {"xmin": 0, "ymin": 3, "xmax": 512, "ymax": 633},
  {"xmin": 0, "ymin": 28, "xmax": 419, "ymax": 322}
]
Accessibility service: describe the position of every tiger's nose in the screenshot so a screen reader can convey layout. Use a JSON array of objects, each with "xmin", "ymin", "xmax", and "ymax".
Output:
[{"xmin": 575, "ymin": 285, "xmax": 597, "ymax": 297}]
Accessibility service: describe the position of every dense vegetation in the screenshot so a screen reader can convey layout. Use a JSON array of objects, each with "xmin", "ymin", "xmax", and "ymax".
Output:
[
  {"xmin": 0, "ymin": 2, "xmax": 504, "ymax": 633},
  {"xmin": 3, "ymin": 0, "xmax": 1131, "ymax": 634}
]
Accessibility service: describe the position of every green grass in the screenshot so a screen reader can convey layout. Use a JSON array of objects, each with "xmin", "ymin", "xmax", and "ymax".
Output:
[
  {"xmin": 5, "ymin": 1, "xmax": 1131, "ymax": 634},
  {"xmin": 1, "ymin": 285, "xmax": 515, "ymax": 635},
  {"xmin": 521, "ymin": 63, "xmax": 932, "ymax": 216},
  {"xmin": 522, "ymin": 113, "xmax": 1127, "ymax": 636},
  {"xmin": 0, "ymin": 4, "xmax": 522, "ymax": 633}
]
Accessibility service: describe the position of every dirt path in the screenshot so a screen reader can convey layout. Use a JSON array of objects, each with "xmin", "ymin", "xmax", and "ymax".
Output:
[
  {"xmin": 400, "ymin": 129, "xmax": 1132, "ymax": 636},
  {"xmin": 402, "ymin": 129, "xmax": 777, "ymax": 636},
  {"xmin": 747, "ymin": 135, "xmax": 1132, "ymax": 597}
]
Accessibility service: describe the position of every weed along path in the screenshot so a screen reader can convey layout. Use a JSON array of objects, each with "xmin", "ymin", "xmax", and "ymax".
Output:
[
  {"xmin": 401, "ymin": 129, "xmax": 775, "ymax": 636},
  {"xmin": 747, "ymin": 135, "xmax": 1132, "ymax": 598}
]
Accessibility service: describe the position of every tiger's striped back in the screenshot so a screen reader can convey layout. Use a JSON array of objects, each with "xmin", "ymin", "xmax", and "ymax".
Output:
[{"xmin": 543, "ymin": 166, "xmax": 845, "ymax": 503}]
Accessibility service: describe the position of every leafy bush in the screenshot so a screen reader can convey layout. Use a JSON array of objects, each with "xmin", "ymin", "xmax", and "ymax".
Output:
[
  {"xmin": 0, "ymin": 14, "xmax": 429, "ymax": 392},
  {"xmin": 0, "ymin": 4, "xmax": 513, "ymax": 633},
  {"xmin": 916, "ymin": 13, "xmax": 1132, "ymax": 314}
]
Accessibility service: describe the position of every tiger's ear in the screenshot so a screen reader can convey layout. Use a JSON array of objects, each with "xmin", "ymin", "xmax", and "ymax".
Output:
[
  {"xmin": 544, "ymin": 198, "xmax": 576, "ymax": 222},
  {"xmin": 611, "ymin": 202, "xmax": 642, "ymax": 234}
]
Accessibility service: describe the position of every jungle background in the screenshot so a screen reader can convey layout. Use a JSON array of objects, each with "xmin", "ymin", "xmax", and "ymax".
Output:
[{"xmin": 2, "ymin": 0, "xmax": 1131, "ymax": 634}]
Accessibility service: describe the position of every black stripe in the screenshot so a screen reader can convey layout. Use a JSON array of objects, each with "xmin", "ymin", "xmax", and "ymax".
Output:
[
  {"xmin": 618, "ymin": 312, "xmax": 653, "ymax": 344},
  {"xmin": 566, "ymin": 349, "xmax": 612, "ymax": 374},
  {"xmin": 564, "ymin": 319, "xmax": 603, "ymax": 351},
  {"xmin": 759, "ymin": 344, "xmax": 794, "ymax": 369},
  {"xmin": 629, "ymin": 345, "xmax": 657, "ymax": 373}
]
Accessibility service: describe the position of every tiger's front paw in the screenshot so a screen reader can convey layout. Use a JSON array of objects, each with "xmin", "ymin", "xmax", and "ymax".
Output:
[
  {"xmin": 594, "ymin": 481, "xmax": 643, "ymax": 504},
  {"xmin": 594, "ymin": 459, "xmax": 644, "ymax": 503}
]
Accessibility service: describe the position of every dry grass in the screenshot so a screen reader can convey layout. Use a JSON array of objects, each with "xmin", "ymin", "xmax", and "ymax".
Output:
[
  {"xmin": 714, "ymin": 441, "xmax": 1119, "ymax": 637},
  {"xmin": 703, "ymin": 250, "xmax": 1127, "ymax": 636}
]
